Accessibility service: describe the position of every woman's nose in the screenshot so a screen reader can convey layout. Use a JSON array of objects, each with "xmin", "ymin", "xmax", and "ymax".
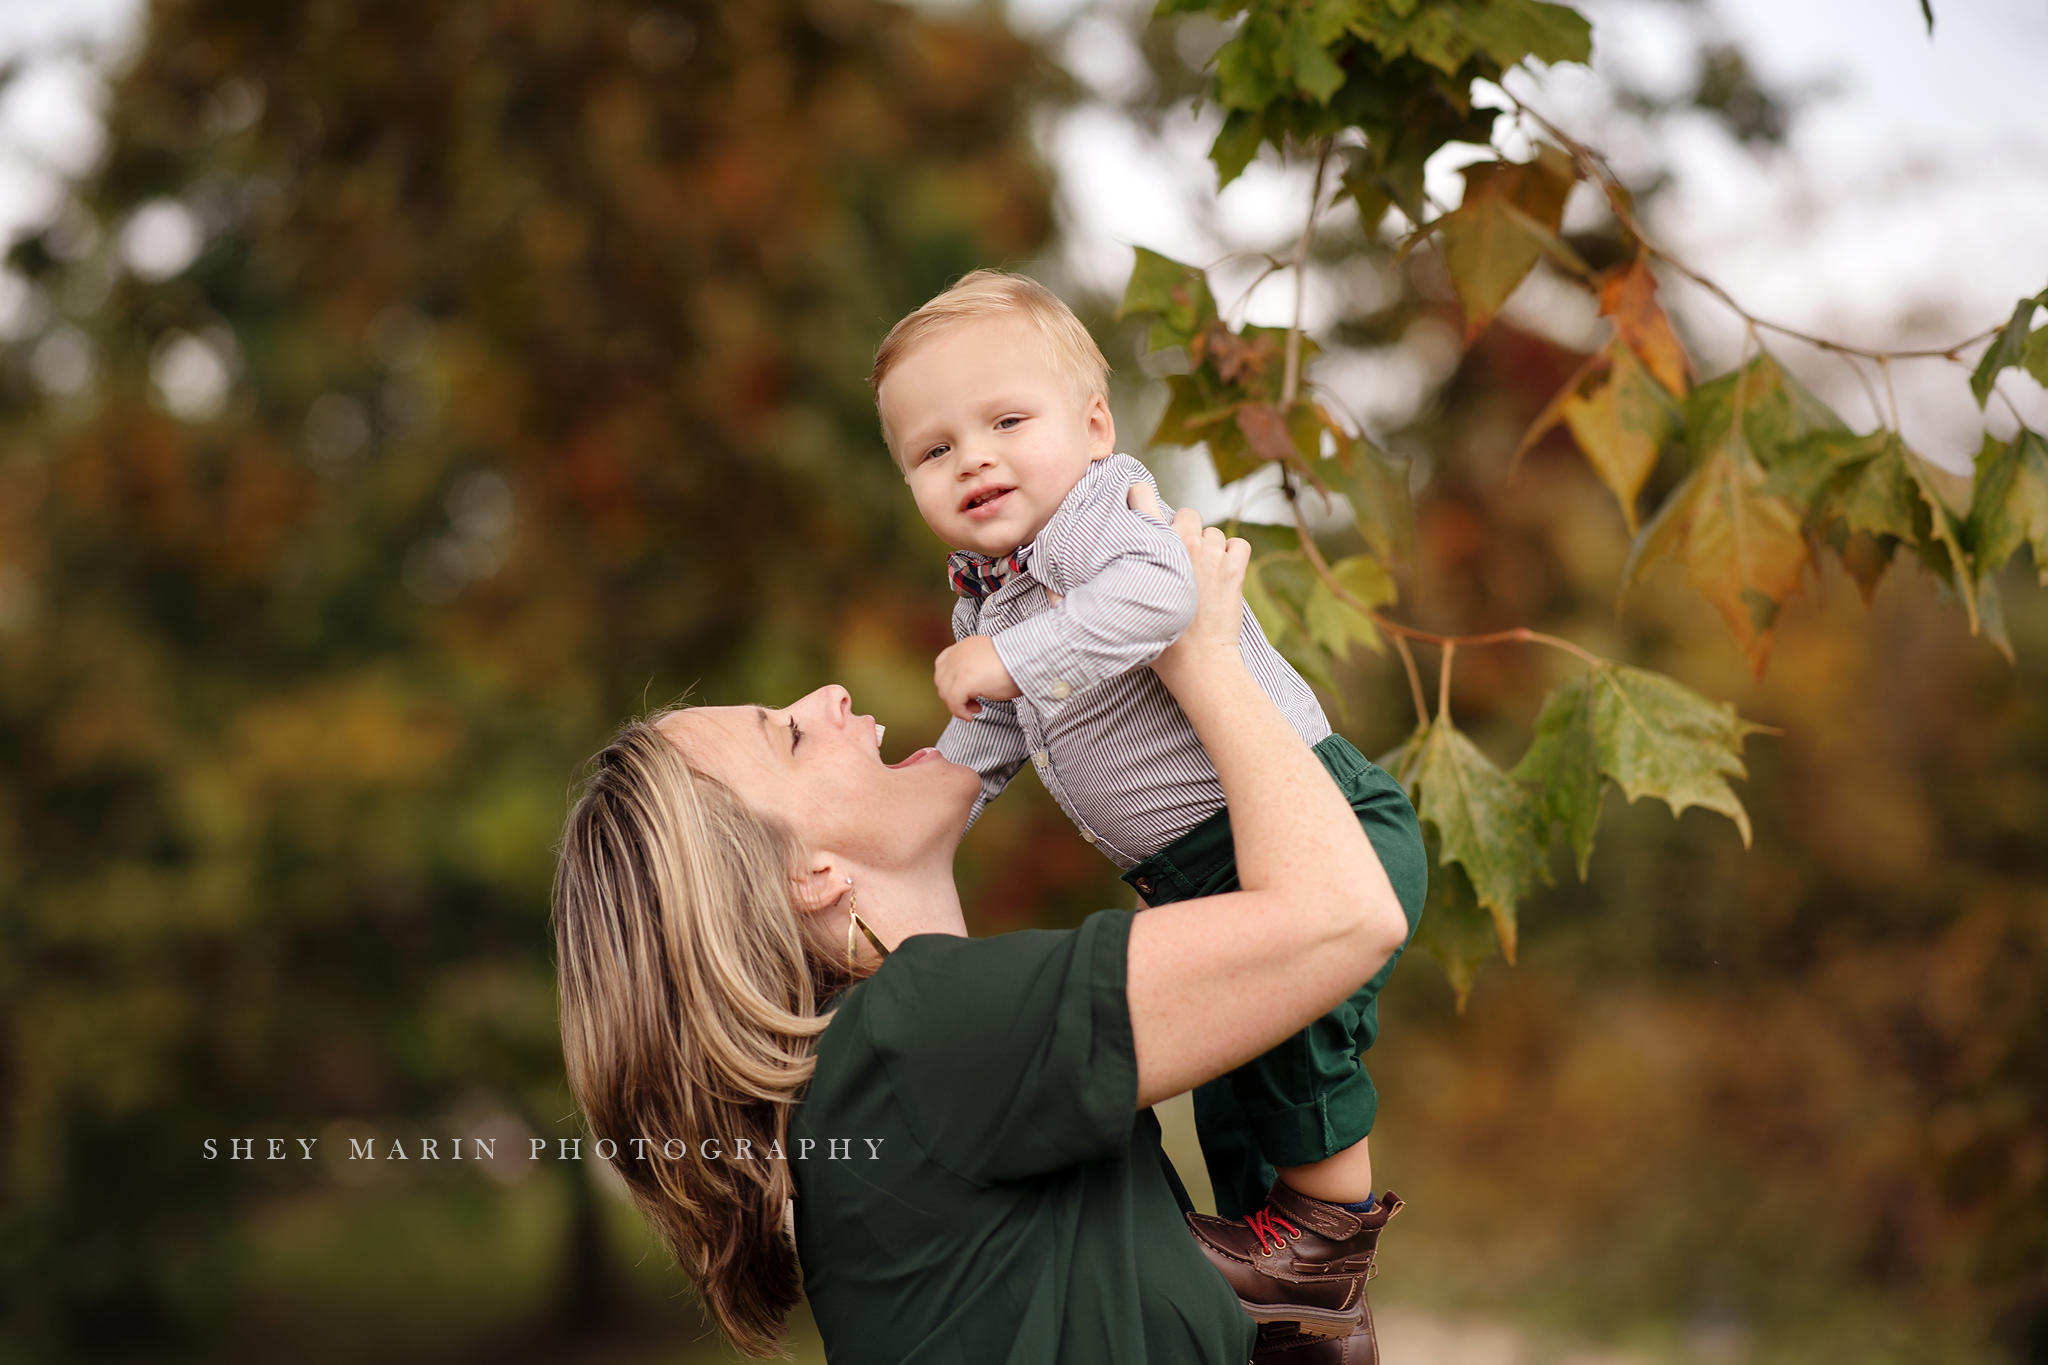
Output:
[{"xmin": 803, "ymin": 684, "xmax": 853, "ymax": 726}]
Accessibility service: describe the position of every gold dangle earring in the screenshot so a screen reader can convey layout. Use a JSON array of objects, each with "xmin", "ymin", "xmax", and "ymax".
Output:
[{"xmin": 844, "ymin": 875, "xmax": 890, "ymax": 970}]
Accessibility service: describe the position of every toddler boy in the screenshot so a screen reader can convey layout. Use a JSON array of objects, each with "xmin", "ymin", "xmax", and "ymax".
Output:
[{"xmin": 870, "ymin": 271, "xmax": 1428, "ymax": 1348}]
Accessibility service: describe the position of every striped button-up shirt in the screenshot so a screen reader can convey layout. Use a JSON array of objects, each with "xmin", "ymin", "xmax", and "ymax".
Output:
[{"xmin": 938, "ymin": 454, "xmax": 1331, "ymax": 869}]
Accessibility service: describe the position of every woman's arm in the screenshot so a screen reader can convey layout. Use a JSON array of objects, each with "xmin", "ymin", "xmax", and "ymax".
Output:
[{"xmin": 1125, "ymin": 505, "xmax": 1410, "ymax": 1109}]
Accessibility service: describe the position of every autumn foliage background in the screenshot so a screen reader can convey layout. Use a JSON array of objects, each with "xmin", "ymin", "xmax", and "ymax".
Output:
[{"xmin": 0, "ymin": 1, "xmax": 2044, "ymax": 1363}]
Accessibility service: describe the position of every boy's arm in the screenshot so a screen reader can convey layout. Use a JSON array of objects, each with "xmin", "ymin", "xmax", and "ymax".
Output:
[
  {"xmin": 989, "ymin": 457, "xmax": 1197, "ymax": 712},
  {"xmin": 936, "ymin": 702, "xmax": 1031, "ymax": 830}
]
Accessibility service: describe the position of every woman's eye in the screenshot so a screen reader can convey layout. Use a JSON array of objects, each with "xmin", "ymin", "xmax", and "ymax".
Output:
[{"xmin": 789, "ymin": 719, "xmax": 803, "ymax": 752}]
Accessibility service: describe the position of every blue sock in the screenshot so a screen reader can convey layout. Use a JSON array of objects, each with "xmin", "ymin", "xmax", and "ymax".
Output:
[{"xmin": 1338, "ymin": 1193, "xmax": 1377, "ymax": 1213}]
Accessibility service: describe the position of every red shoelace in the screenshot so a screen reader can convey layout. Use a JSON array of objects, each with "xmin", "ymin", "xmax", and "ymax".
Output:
[{"xmin": 1245, "ymin": 1207, "xmax": 1302, "ymax": 1255}]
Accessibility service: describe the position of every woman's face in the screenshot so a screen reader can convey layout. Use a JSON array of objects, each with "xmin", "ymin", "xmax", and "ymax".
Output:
[{"xmin": 662, "ymin": 686, "xmax": 978, "ymax": 874}]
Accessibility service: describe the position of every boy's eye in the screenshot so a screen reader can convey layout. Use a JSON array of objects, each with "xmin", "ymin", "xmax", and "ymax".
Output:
[
  {"xmin": 921, "ymin": 444, "xmax": 949, "ymax": 463},
  {"xmin": 995, "ymin": 416, "xmax": 1023, "ymax": 430}
]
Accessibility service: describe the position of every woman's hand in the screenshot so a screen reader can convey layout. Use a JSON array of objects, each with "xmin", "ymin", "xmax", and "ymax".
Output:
[{"xmin": 1128, "ymin": 484, "xmax": 1250, "ymax": 696}]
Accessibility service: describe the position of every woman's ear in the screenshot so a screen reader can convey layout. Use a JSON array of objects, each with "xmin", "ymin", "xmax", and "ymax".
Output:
[{"xmin": 789, "ymin": 863, "xmax": 847, "ymax": 917}]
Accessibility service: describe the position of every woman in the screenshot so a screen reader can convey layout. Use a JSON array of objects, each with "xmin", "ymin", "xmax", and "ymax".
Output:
[{"xmin": 552, "ymin": 511, "xmax": 1412, "ymax": 1363}]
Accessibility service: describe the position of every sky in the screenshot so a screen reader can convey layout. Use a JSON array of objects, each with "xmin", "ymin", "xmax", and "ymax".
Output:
[{"xmin": 2, "ymin": 0, "xmax": 2043, "ymax": 480}]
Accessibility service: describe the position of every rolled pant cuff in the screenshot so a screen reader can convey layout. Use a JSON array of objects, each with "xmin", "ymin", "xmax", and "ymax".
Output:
[{"xmin": 1237, "ymin": 1066, "xmax": 1378, "ymax": 1170}]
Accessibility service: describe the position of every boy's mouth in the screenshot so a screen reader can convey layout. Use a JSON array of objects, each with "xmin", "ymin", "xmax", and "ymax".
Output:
[{"xmin": 960, "ymin": 485, "xmax": 1015, "ymax": 518}]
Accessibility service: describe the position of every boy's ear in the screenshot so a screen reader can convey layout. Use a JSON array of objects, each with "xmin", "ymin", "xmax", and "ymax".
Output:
[
  {"xmin": 789, "ymin": 863, "xmax": 849, "ymax": 917},
  {"xmin": 1085, "ymin": 392, "xmax": 1116, "ymax": 460}
]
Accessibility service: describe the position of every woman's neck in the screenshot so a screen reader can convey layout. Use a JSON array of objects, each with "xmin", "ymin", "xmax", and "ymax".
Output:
[{"xmin": 852, "ymin": 857, "xmax": 969, "ymax": 949}]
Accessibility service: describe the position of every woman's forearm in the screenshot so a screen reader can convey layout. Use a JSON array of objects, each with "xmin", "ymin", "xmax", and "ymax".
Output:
[{"xmin": 1164, "ymin": 633, "xmax": 1373, "ymax": 900}]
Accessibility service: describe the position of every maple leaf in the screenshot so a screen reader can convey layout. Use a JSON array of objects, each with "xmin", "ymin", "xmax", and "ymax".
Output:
[
  {"xmin": 1193, "ymin": 318, "xmax": 1280, "ymax": 383},
  {"xmin": 1117, "ymin": 247, "xmax": 1217, "ymax": 351},
  {"xmin": 1969, "ymin": 290, "xmax": 2045, "ymax": 407},
  {"xmin": 1515, "ymin": 664, "xmax": 1763, "ymax": 878},
  {"xmin": 1304, "ymin": 553, "xmax": 1397, "ymax": 657},
  {"xmin": 1968, "ymin": 427, "xmax": 2048, "ymax": 588},
  {"xmin": 1309, "ymin": 431, "xmax": 1415, "ymax": 567},
  {"xmin": 1794, "ymin": 428, "xmax": 1981, "ymax": 632},
  {"xmin": 1236, "ymin": 402, "xmax": 1299, "ymax": 463},
  {"xmin": 1409, "ymin": 838, "xmax": 1498, "ymax": 1013},
  {"xmin": 1438, "ymin": 147, "xmax": 1582, "ymax": 343},
  {"xmin": 1597, "ymin": 259, "xmax": 1691, "ymax": 397},
  {"xmin": 2024, "ymin": 328, "xmax": 2048, "ymax": 388},
  {"xmin": 1625, "ymin": 357, "xmax": 1845, "ymax": 673},
  {"xmin": 1413, "ymin": 717, "xmax": 1546, "ymax": 963},
  {"xmin": 1517, "ymin": 339, "xmax": 1681, "ymax": 534}
]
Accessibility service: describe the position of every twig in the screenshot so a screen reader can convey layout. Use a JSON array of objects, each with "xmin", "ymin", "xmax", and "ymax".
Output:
[
  {"xmin": 1437, "ymin": 642, "xmax": 1456, "ymax": 723},
  {"xmin": 1880, "ymin": 356, "xmax": 1902, "ymax": 432},
  {"xmin": 1393, "ymin": 633, "xmax": 1430, "ymax": 726},
  {"xmin": 1290, "ymin": 502, "xmax": 1606, "ymax": 667},
  {"xmin": 1507, "ymin": 93, "xmax": 2005, "ymax": 365},
  {"xmin": 1281, "ymin": 140, "xmax": 1333, "ymax": 408}
]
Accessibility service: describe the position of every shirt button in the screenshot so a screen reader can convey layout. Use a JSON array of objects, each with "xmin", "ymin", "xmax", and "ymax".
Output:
[
  {"xmin": 1081, "ymin": 829, "xmax": 1096, "ymax": 844},
  {"xmin": 1033, "ymin": 749, "xmax": 1049, "ymax": 768},
  {"xmin": 1048, "ymin": 680, "xmax": 1071, "ymax": 701}
]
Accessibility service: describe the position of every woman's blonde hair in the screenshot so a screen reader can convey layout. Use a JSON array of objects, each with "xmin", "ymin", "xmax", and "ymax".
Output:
[
  {"xmin": 870, "ymin": 269, "xmax": 1111, "ymax": 462},
  {"xmin": 553, "ymin": 709, "xmax": 852, "ymax": 1356}
]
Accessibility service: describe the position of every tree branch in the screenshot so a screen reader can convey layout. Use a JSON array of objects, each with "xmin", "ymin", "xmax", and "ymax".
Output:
[
  {"xmin": 1507, "ymin": 94, "xmax": 2005, "ymax": 365},
  {"xmin": 1281, "ymin": 140, "xmax": 1333, "ymax": 408},
  {"xmin": 1289, "ymin": 503, "xmax": 1606, "ymax": 668}
]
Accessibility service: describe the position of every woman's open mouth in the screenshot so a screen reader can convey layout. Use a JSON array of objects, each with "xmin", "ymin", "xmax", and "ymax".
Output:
[
  {"xmin": 961, "ymin": 486, "xmax": 1014, "ymax": 519},
  {"xmin": 887, "ymin": 748, "xmax": 942, "ymax": 769}
]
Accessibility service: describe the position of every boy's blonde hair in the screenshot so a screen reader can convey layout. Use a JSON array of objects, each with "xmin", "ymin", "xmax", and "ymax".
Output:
[{"xmin": 870, "ymin": 270, "xmax": 1110, "ymax": 462}]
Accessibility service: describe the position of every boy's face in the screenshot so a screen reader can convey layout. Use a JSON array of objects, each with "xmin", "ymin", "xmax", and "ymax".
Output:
[{"xmin": 880, "ymin": 314, "xmax": 1115, "ymax": 558}]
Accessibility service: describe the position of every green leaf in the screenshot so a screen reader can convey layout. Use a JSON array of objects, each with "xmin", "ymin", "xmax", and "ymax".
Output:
[
  {"xmin": 1241, "ymin": 555, "xmax": 1293, "ymax": 647},
  {"xmin": 1413, "ymin": 717, "xmax": 1546, "ymax": 962},
  {"xmin": 1287, "ymin": 10, "xmax": 1348, "ymax": 102},
  {"xmin": 2023, "ymin": 328, "xmax": 2048, "ymax": 388},
  {"xmin": 1458, "ymin": 0, "xmax": 1593, "ymax": 67},
  {"xmin": 1967, "ymin": 427, "xmax": 2048, "ymax": 588},
  {"xmin": 1971, "ymin": 292, "xmax": 2044, "ymax": 407},
  {"xmin": 1919, "ymin": 0, "xmax": 1934, "ymax": 34},
  {"xmin": 1210, "ymin": 108, "xmax": 1268, "ymax": 188},
  {"xmin": 1312, "ymin": 433, "xmax": 1415, "ymax": 566},
  {"xmin": 1510, "ymin": 674, "xmax": 1603, "ymax": 879},
  {"xmin": 1818, "ymin": 430, "xmax": 1980, "ymax": 633},
  {"xmin": 1118, "ymin": 248, "xmax": 1218, "ymax": 351},
  {"xmin": 1577, "ymin": 664, "xmax": 1761, "ymax": 848},
  {"xmin": 1215, "ymin": 13, "xmax": 1288, "ymax": 111},
  {"xmin": 1409, "ymin": 838, "xmax": 1497, "ymax": 1012},
  {"xmin": 1304, "ymin": 554, "xmax": 1395, "ymax": 656},
  {"xmin": 1437, "ymin": 152, "xmax": 1579, "ymax": 342},
  {"xmin": 1311, "ymin": 0, "xmax": 1364, "ymax": 47},
  {"xmin": 1376, "ymin": 724, "xmax": 1427, "ymax": 788}
]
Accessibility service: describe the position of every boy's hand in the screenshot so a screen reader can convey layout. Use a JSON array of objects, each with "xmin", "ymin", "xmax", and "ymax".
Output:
[{"xmin": 935, "ymin": 635, "xmax": 1021, "ymax": 721}]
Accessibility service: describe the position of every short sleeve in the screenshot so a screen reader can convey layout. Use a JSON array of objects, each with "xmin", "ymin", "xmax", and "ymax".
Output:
[{"xmin": 857, "ymin": 910, "xmax": 1138, "ymax": 1185}]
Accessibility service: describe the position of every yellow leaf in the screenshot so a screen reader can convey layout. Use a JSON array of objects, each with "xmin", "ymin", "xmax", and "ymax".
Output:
[{"xmin": 1559, "ymin": 342, "xmax": 1682, "ymax": 534}]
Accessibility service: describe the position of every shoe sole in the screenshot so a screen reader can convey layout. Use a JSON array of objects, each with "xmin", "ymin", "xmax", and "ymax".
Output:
[{"xmin": 1239, "ymin": 1299, "xmax": 1364, "ymax": 1339}]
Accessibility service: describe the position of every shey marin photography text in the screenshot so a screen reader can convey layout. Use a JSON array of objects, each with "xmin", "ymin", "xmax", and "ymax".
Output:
[{"xmin": 203, "ymin": 1135, "xmax": 887, "ymax": 1162}]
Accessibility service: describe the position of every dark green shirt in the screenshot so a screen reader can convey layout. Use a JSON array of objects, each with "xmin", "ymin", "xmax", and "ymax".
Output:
[{"xmin": 792, "ymin": 909, "xmax": 1255, "ymax": 1365}]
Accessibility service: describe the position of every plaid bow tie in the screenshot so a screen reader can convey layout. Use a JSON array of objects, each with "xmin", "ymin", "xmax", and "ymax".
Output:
[{"xmin": 947, "ymin": 547, "xmax": 1031, "ymax": 599}]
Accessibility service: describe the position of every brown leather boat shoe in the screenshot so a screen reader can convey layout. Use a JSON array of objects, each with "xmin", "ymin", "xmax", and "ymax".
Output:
[
  {"xmin": 1187, "ymin": 1183, "xmax": 1403, "ymax": 1341},
  {"xmin": 1250, "ymin": 1316, "xmax": 1382, "ymax": 1364}
]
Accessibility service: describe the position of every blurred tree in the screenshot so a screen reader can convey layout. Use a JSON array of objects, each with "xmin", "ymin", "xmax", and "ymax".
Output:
[{"xmin": 0, "ymin": 0, "xmax": 1065, "ymax": 1354}]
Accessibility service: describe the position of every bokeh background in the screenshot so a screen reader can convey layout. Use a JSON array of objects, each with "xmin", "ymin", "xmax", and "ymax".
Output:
[{"xmin": 1, "ymin": 0, "xmax": 2045, "ymax": 1362}]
